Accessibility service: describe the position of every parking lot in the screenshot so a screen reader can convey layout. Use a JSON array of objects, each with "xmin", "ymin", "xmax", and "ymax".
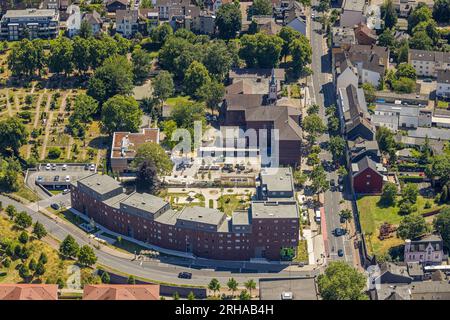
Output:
[{"xmin": 26, "ymin": 163, "xmax": 96, "ymax": 196}]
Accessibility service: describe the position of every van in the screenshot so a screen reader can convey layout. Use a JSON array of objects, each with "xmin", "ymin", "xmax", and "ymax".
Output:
[{"xmin": 315, "ymin": 209, "xmax": 321, "ymax": 222}]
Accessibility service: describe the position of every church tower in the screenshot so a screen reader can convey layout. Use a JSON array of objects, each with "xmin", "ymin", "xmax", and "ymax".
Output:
[{"xmin": 268, "ymin": 68, "xmax": 277, "ymax": 104}]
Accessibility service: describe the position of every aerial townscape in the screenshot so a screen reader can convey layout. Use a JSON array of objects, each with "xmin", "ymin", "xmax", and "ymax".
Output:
[{"xmin": 0, "ymin": 0, "xmax": 449, "ymax": 304}]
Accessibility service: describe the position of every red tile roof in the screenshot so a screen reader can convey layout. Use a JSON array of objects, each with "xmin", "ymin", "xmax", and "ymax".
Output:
[
  {"xmin": 111, "ymin": 128, "xmax": 160, "ymax": 159},
  {"xmin": 83, "ymin": 284, "xmax": 160, "ymax": 300},
  {"xmin": 0, "ymin": 284, "xmax": 58, "ymax": 300}
]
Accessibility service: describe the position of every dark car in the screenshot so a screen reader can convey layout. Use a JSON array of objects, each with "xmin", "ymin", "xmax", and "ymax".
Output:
[
  {"xmin": 330, "ymin": 179, "xmax": 335, "ymax": 187},
  {"xmin": 334, "ymin": 228, "xmax": 346, "ymax": 237},
  {"xmin": 53, "ymin": 175, "xmax": 60, "ymax": 182},
  {"xmin": 178, "ymin": 272, "xmax": 192, "ymax": 279},
  {"xmin": 84, "ymin": 164, "xmax": 89, "ymax": 170},
  {"xmin": 50, "ymin": 203, "xmax": 60, "ymax": 210},
  {"xmin": 337, "ymin": 249, "xmax": 344, "ymax": 257}
]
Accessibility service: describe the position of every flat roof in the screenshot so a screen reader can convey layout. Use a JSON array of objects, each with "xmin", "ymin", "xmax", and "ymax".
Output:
[
  {"xmin": 178, "ymin": 206, "xmax": 226, "ymax": 226},
  {"xmin": 78, "ymin": 174, "xmax": 122, "ymax": 195},
  {"xmin": 4, "ymin": 9, "xmax": 57, "ymax": 18},
  {"xmin": 111, "ymin": 128, "xmax": 159, "ymax": 159},
  {"xmin": 121, "ymin": 192, "xmax": 168, "ymax": 214},
  {"xmin": 343, "ymin": 0, "xmax": 365, "ymax": 11},
  {"xmin": 260, "ymin": 167, "xmax": 294, "ymax": 192},
  {"xmin": 375, "ymin": 104, "xmax": 420, "ymax": 117},
  {"xmin": 251, "ymin": 201, "xmax": 298, "ymax": 219},
  {"xmin": 259, "ymin": 277, "xmax": 319, "ymax": 300},
  {"xmin": 232, "ymin": 211, "xmax": 250, "ymax": 225}
]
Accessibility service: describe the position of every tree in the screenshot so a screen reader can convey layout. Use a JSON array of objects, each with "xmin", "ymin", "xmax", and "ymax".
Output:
[
  {"xmin": 408, "ymin": 4, "xmax": 433, "ymax": 33},
  {"xmin": 101, "ymin": 95, "xmax": 143, "ymax": 135},
  {"xmin": 132, "ymin": 142, "xmax": 173, "ymax": 177},
  {"xmin": 35, "ymin": 261, "xmax": 46, "ymax": 277},
  {"xmin": 127, "ymin": 275, "xmax": 136, "ymax": 284},
  {"xmin": 170, "ymin": 101, "xmax": 206, "ymax": 133},
  {"xmin": 72, "ymin": 36, "xmax": 91, "ymax": 74},
  {"xmin": 87, "ymin": 55, "xmax": 133, "ymax": 103},
  {"xmin": 28, "ymin": 258, "xmax": 37, "ymax": 271},
  {"xmin": 208, "ymin": 278, "xmax": 221, "ymax": 296},
  {"xmin": 153, "ymin": 70, "xmax": 174, "ymax": 103},
  {"xmin": 278, "ymin": 26, "xmax": 301, "ymax": 60},
  {"xmin": 309, "ymin": 164, "xmax": 329, "ymax": 194},
  {"xmin": 187, "ymin": 291, "xmax": 196, "ymax": 300},
  {"xmin": 184, "ymin": 61, "xmax": 211, "ymax": 99},
  {"xmin": 391, "ymin": 77, "xmax": 416, "ymax": 93},
  {"xmin": 151, "ymin": 23, "xmax": 173, "ymax": 47},
  {"xmin": 293, "ymin": 169, "xmax": 308, "ymax": 187},
  {"xmin": 19, "ymin": 264, "xmax": 31, "ymax": 282},
  {"xmin": 172, "ymin": 292, "xmax": 180, "ymax": 300},
  {"xmin": 239, "ymin": 33, "xmax": 283, "ymax": 69},
  {"xmin": 434, "ymin": 207, "xmax": 450, "ymax": 249},
  {"xmin": 79, "ymin": 19, "xmax": 93, "ymax": 38},
  {"xmin": 302, "ymin": 114, "xmax": 326, "ymax": 144},
  {"xmin": 5, "ymin": 205, "xmax": 16, "ymax": 220},
  {"xmin": 132, "ymin": 46, "xmax": 152, "ymax": 83},
  {"xmin": 0, "ymin": 117, "xmax": 29, "ymax": 156},
  {"xmin": 135, "ymin": 160, "xmax": 159, "ymax": 192},
  {"xmin": 7, "ymin": 39, "xmax": 45, "ymax": 77},
  {"xmin": 401, "ymin": 183, "xmax": 419, "ymax": 204},
  {"xmin": 78, "ymin": 245, "xmax": 97, "ymax": 267},
  {"xmin": 203, "ymin": 41, "xmax": 233, "ymax": 81},
  {"xmin": 14, "ymin": 211, "xmax": 32, "ymax": 229},
  {"xmin": 339, "ymin": 209, "xmax": 352, "ymax": 224},
  {"xmin": 19, "ymin": 231, "xmax": 29, "ymax": 244},
  {"xmin": 317, "ymin": 0, "xmax": 330, "ymax": 12},
  {"xmin": 376, "ymin": 126, "xmax": 396, "ymax": 155},
  {"xmin": 426, "ymin": 154, "xmax": 450, "ymax": 186},
  {"xmin": 251, "ymin": 0, "xmax": 272, "ymax": 16},
  {"xmin": 216, "ymin": 3, "xmax": 242, "ymax": 40},
  {"xmin": 381, "ymin": 183, "xmax": 397, "ymax": 206},
  {"xmin": 409, "ymin": 30, "xmax": 433, "ymax": 51},
  {"xmin": 48, "ymin": 36, "xmax": 74, "ymax": 76},
  {"xmin": 398, "ymin": 201, "xmax": 417, "ymax": 215},
  {"xmin": 433, "ymin": 0, "xmax": 450, "ymax": 23},
  {"xmin": 39, "ymin": 252, "xmax": 48, "ymax": 265},
  {"xmin": 329, "ymin": 136, "xmax": 345, "ymax": 160},
  {"xmin": 396, "ymin": 63, "xmax": 417, "ymax": 80},
  {"xmin": 47, "ymin": 147, "xmax": 62, "ymax": 159},
  {"xmin": 59, "ymin": 235, "xmax": 80, "ymax": 259},
  {"xmin": 289, "ymin": 35, "xmax": 312, "ymax": 77},
  {"xmin": 239, "ymin": 289, "xmax": 251, "ymax": 300},
  {"xmin": 397, "ymin": 214, "xmax": 428, "ymax": 239},
  {"xmin": 362, "ymin": 83, "xmax": 376, "ymax": 104},
  {"xmin": 244, "ymin": 279, "xmax": 256, "ymax": 297},
  {"xmin": 317, "ymin": 261, "xmax": 367, "ymax": 300},
  {"xmin": 101, "ymin": 271, "xmax": 110, "ymax": 284},
  {"xmin": 198, "ymin": 80, "xmax": 225, "ymax": 112},
  {"xmin": 382, "ymin": 0, "xmax": 398, "ymax": 29},
  {"xmin": 227, "ymin": 278, "xmax": 238, "ymax": 297}
]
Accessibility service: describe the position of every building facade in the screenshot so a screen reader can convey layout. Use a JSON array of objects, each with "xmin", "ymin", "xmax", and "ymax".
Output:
[
  {"xmin": 71, "ymin": 170, "xmax": 300, "ymax": 261},
  {"xmin": 0, "ymin": 9, "xmax": 59, "ymax": 40},
  {"xmin": 404, "ymin": 235, "xmax": 446, "ymax": 265}
]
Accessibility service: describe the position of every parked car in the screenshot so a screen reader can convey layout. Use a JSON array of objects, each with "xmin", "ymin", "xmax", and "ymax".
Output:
[
  {"xmin": 338, "ymin": 185, "xmax": 344, "ymax": 192},
  {"xmin": 50, "ymin": 203, "xmax": 60, "ymax": 210},
  {"xmin": 89, "ymin": 164, "xmax": 95, "ymax": 171},
  {"xmin": 65, "ymin": 175, "xmax": 70, "ymax": 182},
  {"xmin": 51, "ymin": 164, "xmax": 57, "ymax": 170},
  {"xmin": 53, "ymin": 175, "xmax": 60, "ymax": 182},
  {"xmin": 84, "ymin": 164, "xmax": 89, "ymax": 170},
  {"xmin": 338, "ymin": 176, "xmax": 343, "ymax": 184},
  {"xmin": 45, "ymin": 163, "xmax": 51, "ymax": 170},
  {"xmin": 330, "ymin": 179, "xmax": 335, "ymax": 187},
  {"xmin": 62, "ymin": 189, "xmax": 70, "ymax": 195},
  {"xmin": 334, "ymin": 228, "xmax": 346, "ymax": 237},
  {"xmin": 178, "ymin": 272, "xmax": 192, "ymax": 279},
  {"xmin": 337, "ymin": 249, "xmax": 344, "ymax": 257},
  {"xmin": 62, "ymin": 164, "xmax": 67, "ymax": 170}
]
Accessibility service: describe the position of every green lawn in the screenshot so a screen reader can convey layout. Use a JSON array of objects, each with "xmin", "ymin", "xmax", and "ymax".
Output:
[
  {"xmin": 165, "ymin": 96, "xmax": 192, "ymax": 107},
  {"xmin": 437, "ymin": 100, "xmax": 449, "ymax": 109},
  {"xmin": 357, "ymin": 195, "xmax": 445, "ymax": 256},
  {"xmin": 217, "ymin": 194, "xmax": 248, "ymax": 216},
  {"xmin": 293, "ymin": 240, "xmax": 308, "ymax": 263}
]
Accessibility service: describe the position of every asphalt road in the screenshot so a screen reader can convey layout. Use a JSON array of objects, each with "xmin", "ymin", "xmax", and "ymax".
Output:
[
  {"xmin": 308, "ymin": 4, "xmax": 354, "ymax": 264},
  {"xmin": 0, "ymin": 194, "xmax": 320, "ymax": 287}
]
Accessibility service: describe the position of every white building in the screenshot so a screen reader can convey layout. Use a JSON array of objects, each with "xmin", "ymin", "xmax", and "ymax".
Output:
[
  {"xmin": 409, "ymin": 49, "xmax": 450, "ymax": 78},
  {"xmin": 404, "ymin": 234, "xmax": 446, "ymax": 266},
  {"xmin": 66, "ymin": 5, "xmax": 81, "ymax": 37},
  {"xmin": 371, "ymin": 103, "xmax": 432, "ymax": 131},
  {"xmin": 436, "ymin": 69, "xmax": 450, "ymax": 98}
]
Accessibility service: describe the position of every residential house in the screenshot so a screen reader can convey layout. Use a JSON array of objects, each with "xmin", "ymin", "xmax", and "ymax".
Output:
[
  {"xmin": 0, "ymin": 9, "xmax": 59, "ymax": 40},
  {"xmin": 83, "ymin": 284, "xmax": 160, "ymax": 300},
  {"xmin": 285, "ymin": 16, "xmax": 306, "ymax": 36},
  {"xmin": 371, "ymin": 103, "xmax": 433, "ymax": 131},
  {"xmin": 192, "ymin": 11, "xmax": 215, "ymax": 35},
  {"xmin": 354, "ymin": 23, "xmax": 377, "ymax": 45},
  {"xmin": 106, "ymin": 0, "xmax": 128, "ymax": 13},
  {"xmin": 139, "ymin": 9, "xmax": 159, "ymax": 32},
  {"xmin": 340, "ymin": 0, "xmax": 366, "ymax": 28},
  {"xmin": 66, "ymin": 5, "xmax": 81, "ymax": 37},
  {"xmin": 258, "ymin": 167, "xmax": 295, "ymax": 201},
  {"xmin": 364, "ymin": 4, "xmax": 381, "ymax": 30},
  {"xmin": 375, "ymin": 262, "xmax": 413, "ymax": 284},
  {"xmin": 351, "ymin": 156, "xmax": 385, "ymax": 194},
  {"xmin": 332, "ymin": 27, "xmax": 356, "ymax": 48},
  {"xmin": 204, "ymin": 0, "xmax": 233, "ymax": 13},
  {"xmin": 0, "ymin": 284, "xmax": 58, "ymax": 300},
  {"xmin": 408, "ymin": 49, "xmax": 450, "ymax": 78},
  {"xmin": 116, "ymin": 9, "xmax": 139, "ymax": 37},
  {"xmin": 394, "ymin": 0, "xmax": 435, "ymax": 18},
  {"xmin": 404, "ymin": 234, "xmax": 447, "ymax": 265},
  {"xmin": 348, "ymin": 138, "xmax": 381, "ymax": 163},
  {"xmin": 437, "ymin": 69, "xmax": 450, "ymax": 99},
  {"xmin": 83, "ymin": 10, "xmax": 103, "ymax": 35},
  {"xmin": 111, "ymin": 128, "xmax": 160, "ymax": 173}
]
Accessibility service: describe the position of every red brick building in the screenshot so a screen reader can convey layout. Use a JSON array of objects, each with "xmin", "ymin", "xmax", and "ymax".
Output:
[
  {"xmin": 71, "ymin": 171, "xmax": 299, "ymax": 261},
  {"xmin": 351, "ymin": 156, "xmax": 384, "ymax": 194}
]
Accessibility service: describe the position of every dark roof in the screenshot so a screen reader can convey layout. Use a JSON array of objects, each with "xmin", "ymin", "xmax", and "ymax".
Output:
[
  {"xmin": 83, "ymin": 10, "xmax": 102, "ymax": 25},
  {"xmin": 437, "ymin": 69, "xmax": 450, "ymax": 84},
  {"xmin": 409, "ymin": 49, "xmax": 450, "ymax": 64},
  {"xmin": 352, "ymin": 156, "xmax": 382, "ymax": 177}
]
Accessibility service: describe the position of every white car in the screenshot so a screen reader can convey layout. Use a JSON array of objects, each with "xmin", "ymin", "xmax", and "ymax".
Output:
[
  {"xmin": 45, "ymin": 163, "xmax": 51, "ymax": 170},
  {"xmin": 62, "ymin": 164, "xmax": 67, "ymax": 170},
  {"xmin": 65, "ymin": 175, "xmax": 70, "ymax": 182},
  {"xmin": 89, "ymin": 164, "xmax": 96, "ymax": 171}
]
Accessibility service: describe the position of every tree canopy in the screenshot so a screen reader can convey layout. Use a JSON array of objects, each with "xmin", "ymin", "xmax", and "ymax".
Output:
[
  {"xmin": 397, "ymin": 214, "xmax": 429, "ymax": 239},
  {"xmin": 215, "ymin": 3, "xmax": 242, "ymax": 40},
  {"xmin": 101, "ymin": 95, "xmax": 143, "ymax": 135},
  {"xmin": 0, "ymin": 117, "xmax": 28, "ymax": 156}
]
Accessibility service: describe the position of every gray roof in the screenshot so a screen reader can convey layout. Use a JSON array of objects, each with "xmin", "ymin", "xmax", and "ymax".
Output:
[
  {"xmin": 78, "ymin": 174, "xmax": 122, "ymax": 195},
  {"xmin": 260, "ymin": 167, "xmax": 294, "ymax": 192},
  {"xmin": 374, "ymin": 284, "xmax": 411, "ymax": 300},
  {"xmin": 375, "ymin": 103, "xmax": 420, "ymax": 117},
  {"xmin": 411, "ymin": 281, "xmax": 450, "ymax": 300},
  {"xmin": 352, "ymin": 156, "xmax": 382, "ymax": 177},
  {"xmin": 229, "ymin": 68, "xmax": 285, "ymax": 81},
  {"xmin": 251, "ymin": 201, "xmax": 299, "ymax": 219},
  {"xmin": 153, "ymin": 209, "xmax": 181, "ymax": 225},
  {"xmin": 3, "ymin": 9, "xmax": 57, "ymax": 18},
  {"xmin": 411, "ymin": 234, "xmax": 443, "ymax": 244},
  {"xmin": 343, "ymin": 0, "xmax": 365, "ymax": 11},
  {"xmin": 437, "ymin": 69, "xmax": 450, "ymax": 84},
  {"xmin": 259, "ymin": 277, "xmax": 319, "ymax": 300},
  {"xmin": 232, "ymin": 211, "xmax": 251, "ymax": 226},
  {"xmin": 407, "ymin": 262, "xmax": 424, "ymax": 277},
  {"xmin": 121, "ymin": 192, "xmax": 168, "ymax": 214},
  {"xmin": 409, "ymin": 49, "xmax": 450, "ymax": 64},
  {"xmin": 178, "ymin": 206, "xmax": 226, "ymax": 226},
  {"xmin": 408, "ymin": 127, "xmax": 450, "ymax": 141}
]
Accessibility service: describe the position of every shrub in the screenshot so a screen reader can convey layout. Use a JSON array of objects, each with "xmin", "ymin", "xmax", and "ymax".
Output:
[{"xmin": 47, "ymin": 147, "xmax": 62, "ymax": 159}]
